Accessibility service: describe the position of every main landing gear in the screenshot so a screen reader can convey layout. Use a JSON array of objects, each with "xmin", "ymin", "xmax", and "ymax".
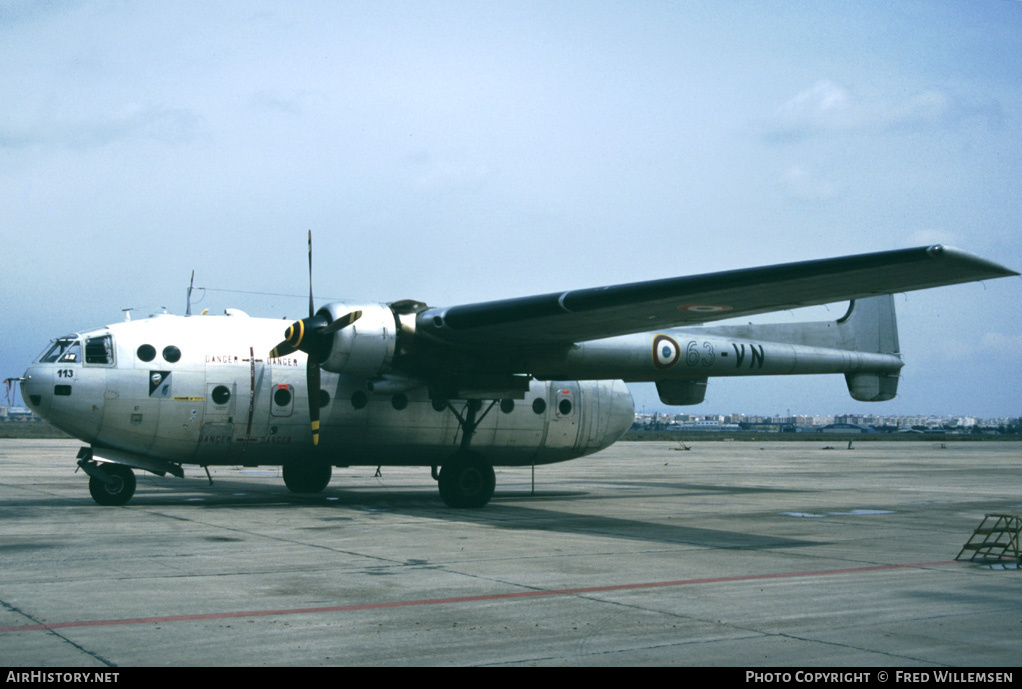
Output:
[
  {"xmin": 438, "ymin": 451, "xmax": 496, "ymax": 508},
  {"xmin": 435, "ymin": 399, "xmax": 498, "ymax": 508},
  {"xmin": 282, "ymin": 462, "xmax": 332, "ymax": 494}
]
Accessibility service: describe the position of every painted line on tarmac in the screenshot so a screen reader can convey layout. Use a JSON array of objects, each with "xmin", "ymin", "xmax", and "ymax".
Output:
[{"xmin": 0, "ymin": 560, "xmax": 956, "ymax": 634}]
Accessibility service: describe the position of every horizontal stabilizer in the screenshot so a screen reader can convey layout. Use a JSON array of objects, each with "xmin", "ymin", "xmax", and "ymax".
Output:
[
  {"xmin": 846, "ymin": 372, "xmax": 899, "ymax": 402},
  {"xmin": 656, "ymin": 379, "xmax": 708, "ymax": 405}
]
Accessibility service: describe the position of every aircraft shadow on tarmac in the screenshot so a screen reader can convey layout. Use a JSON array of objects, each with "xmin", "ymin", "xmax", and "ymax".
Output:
[
  {"xmin": 583, "ymin": 479, "xmax": 803, "ymax": 495},
  {"xmin": 4, "ymin": 473, "xmax": 822, "ymax": 551}
]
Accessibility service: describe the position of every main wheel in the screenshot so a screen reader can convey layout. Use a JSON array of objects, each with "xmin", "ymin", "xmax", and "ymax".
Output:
[
  {"xmin": 438, "ymin": 454, "xmax": 495, "ymax": 508},
  {"xmin": 282, "ymin": 463, "xmax": 332, "ymax": 493},
  {"xmin": 88, "ymin": 464, "xmax": 137, "ymax": 506}
]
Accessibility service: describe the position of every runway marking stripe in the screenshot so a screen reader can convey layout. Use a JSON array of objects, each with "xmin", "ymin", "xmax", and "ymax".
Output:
[{"xmin": 0, "ymin": 560, "xmax": 955, "ymax": 634}]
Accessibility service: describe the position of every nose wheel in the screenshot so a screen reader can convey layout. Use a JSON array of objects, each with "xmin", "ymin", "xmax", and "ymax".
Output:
[{"xmin": 87, "ymin": 464, "xmax": 137, "ymax": 506}]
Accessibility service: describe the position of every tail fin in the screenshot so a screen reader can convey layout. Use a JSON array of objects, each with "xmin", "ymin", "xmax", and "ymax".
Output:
[
  {"xmin": 835, "ymin": 295, "xmax": 900, "ymax": 356},
  {"xmin": 702, "ymin": 294, "xmax": 902, "ymax": 401},
  {"xmin": 838, "ymin": 296, "xmax": 901, "ymax": 401}
]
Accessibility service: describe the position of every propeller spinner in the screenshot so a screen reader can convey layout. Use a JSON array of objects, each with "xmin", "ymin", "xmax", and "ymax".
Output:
[{"xmin": 270, "ymin": 231, "xmax": 361, "ymax": 445}]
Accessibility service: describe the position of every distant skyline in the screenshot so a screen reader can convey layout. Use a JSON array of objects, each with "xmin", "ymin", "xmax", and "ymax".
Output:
[
  {"xmin": 632, "ymin": 410, "xmax": 1020, "ymax": 423},
  {"xmin": 2, "ymin": 2, "xmax": 1019, "ymax": 417},
  {"xmin": 3, "ymin": 404, "xmax": 1019, "ymax": 426}
]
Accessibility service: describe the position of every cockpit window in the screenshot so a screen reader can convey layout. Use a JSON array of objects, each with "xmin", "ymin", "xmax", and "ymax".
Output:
[
  {"xmin": 58, "ymin": 342, "xmax": 82, "ymax": 363},
  {"xmin": 84, "ymin": 335, "xmax": 115, "ymax": 366},
  {"xmin": 39, "ymin": 337, "xmax": 81, "ymax": 364}
]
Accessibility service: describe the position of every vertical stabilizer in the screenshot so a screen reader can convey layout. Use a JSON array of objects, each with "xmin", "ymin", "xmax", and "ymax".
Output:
[
  {"xmin": 838, "ymin": 295, "xmax": 901, "ymax": 401},
  {"xmin": 836, "ymin": 294, "xmax": 900, "ymax": 355}
]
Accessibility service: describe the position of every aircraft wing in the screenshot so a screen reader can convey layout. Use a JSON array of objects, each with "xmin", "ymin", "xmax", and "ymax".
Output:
[{"xmin": 418, "ymin": 245, "xmax": 1018, "ymax": 346}]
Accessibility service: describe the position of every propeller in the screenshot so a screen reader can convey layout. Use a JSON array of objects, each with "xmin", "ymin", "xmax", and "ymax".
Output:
[{"xmin": 270, "ymin": 231, "xmax": 362, "ymax": 445}]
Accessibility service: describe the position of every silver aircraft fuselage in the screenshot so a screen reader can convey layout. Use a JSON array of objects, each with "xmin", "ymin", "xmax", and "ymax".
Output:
[{"xmin": 21, "ymin": 311, "xmax": 636, "ymax": 470}]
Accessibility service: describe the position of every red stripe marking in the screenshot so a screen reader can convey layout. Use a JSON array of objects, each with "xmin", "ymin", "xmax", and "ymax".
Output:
[{"xmin": 0, "ymin": 561, "xmax": 956, "ymax": 634}]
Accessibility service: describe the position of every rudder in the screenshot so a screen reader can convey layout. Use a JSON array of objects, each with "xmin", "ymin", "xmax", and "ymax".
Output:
[{"xmin": 839, "ymin": 295, "xmax": 901, "ymax": 401}]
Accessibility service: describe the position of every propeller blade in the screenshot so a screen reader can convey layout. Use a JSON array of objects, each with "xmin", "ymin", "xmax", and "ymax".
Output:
[
  {"xmin": 274, "ymin": 231, "xmax": 345, "ymax": 446},
  {"xmin": 269, "ymin": 318, "xmax": 312, "ymax": 358},
  {"xmin": 307, "ymin": 230, "xmax": 320, "ymax": 446},
  {"xmin": 269, "ymin": 342, "xmax": 297, "ymax": 358},
  {"xmin": 308, "ymin": 230, "xmax": 314, "ymax": 319},
  {"xmin": 307, "ymin": 357, "xmax": 321, "ymax": 446},
  {"xmin": 319, "ymin": 309, "xmax": 363, "ymax": 335}
]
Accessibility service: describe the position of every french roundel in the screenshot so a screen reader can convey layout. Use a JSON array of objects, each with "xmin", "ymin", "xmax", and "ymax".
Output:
[
  {"xmin": 678, "ymin": 303, "xmax": 732, "ymax": 313},
  {"xmin": 652, "ymin": 334, "xmax": 680, "ymax": 369}
]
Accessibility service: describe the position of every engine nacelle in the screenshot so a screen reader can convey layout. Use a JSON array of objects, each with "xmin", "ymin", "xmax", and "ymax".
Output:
[{"xmin": 316, "ymin": 302, "xmax": 398, "ymax": 377}]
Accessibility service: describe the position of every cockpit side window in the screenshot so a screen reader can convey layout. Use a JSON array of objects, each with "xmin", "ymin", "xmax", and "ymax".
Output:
[
  {"xmin": 39, "ymin": 337, "xmax": 81, "ymax": 364},
  {"xmin": 84, "ymin": 335, "xmax": 115, "ymax": 366}
]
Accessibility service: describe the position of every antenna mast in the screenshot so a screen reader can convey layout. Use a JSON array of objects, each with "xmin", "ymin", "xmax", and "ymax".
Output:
[{"xmin": 186, "ymin": 270, "xmax": 195, "ymax": 316}]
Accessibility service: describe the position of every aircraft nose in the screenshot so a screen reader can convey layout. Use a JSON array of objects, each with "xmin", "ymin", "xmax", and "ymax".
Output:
[
  {"xmin": 21, "ymin": 360, "xmax": 105, "ymax": 443},
  {"xmin": 20, "ymin": 364, "xmax": 50, "ymax": 416}
]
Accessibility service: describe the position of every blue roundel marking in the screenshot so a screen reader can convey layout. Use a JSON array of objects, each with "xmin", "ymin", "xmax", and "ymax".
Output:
[{"xmin": 652, "ymin": 334, "xmax": 680, "ymax": 369}]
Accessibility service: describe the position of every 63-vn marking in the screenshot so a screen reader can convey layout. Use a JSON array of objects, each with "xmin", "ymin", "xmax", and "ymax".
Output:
[{"xmin": 732, "ymin": 343, "xmax": 765, "ymax": 369}]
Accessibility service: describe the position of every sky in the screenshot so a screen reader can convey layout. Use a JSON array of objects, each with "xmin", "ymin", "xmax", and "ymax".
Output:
[{"xmin": 1, "ymin": 1, "xmax": 1019, "ymax": 419}]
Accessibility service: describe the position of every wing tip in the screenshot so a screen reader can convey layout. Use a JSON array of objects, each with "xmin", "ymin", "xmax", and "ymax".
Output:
[{"xmin": 926, "ymin": 244, "xmax": 1019, "ymax": 277}]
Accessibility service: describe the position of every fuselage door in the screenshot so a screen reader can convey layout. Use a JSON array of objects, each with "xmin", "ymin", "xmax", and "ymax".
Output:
[
  {"xmin": 270, "ymin": 383, "xmax": 295, "ymax": 417},
  {"xmin": 205, "ymin": 382, "xmax": 237, "ymax": 422},
  {"xmin": 544, "ymin": 382, "xmax": 581, "ymax": 450},
  {"xmin": 554, "ymin": 386, "xmax": 576, "ymax": 419},
  {"xmin": 198, "ymin": 381, "xmax": 239, "ymax": 459}
]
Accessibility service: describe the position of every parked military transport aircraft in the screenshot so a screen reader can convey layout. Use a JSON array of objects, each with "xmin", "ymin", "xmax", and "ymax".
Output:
[{"xmin": 11, "ymin": 239, "xmax": 1017, "ymax": 507}]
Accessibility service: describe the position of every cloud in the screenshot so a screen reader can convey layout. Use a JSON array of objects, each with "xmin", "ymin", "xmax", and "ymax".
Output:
[
  {"xmin": 979, "ymin": 332, "xmax": 1022, "ymax": 357},
  {"xmin": 248, "ymin": 89, "xmax": 327, "ymax": 116},
  {"xmin": 0, "ymin": 0, "xmax": 77, "ymax": 29},
  {"xmin": 0, "ymin": 104, "xmax": 201, "ymax": 150},
  {"xmin": 923, "ymin": 331, "xmax": 1022, "ymax": 362},
  {"xmin": 763, "ymin": 80, "xmax": 987, "ymax": 142},
  {"xmin": 908, "ymin": 228, "xmax": 962, "ymax": 247},
  {"xmin": 780, "ymin": 164, "xmax": 839, "ymax": 201},
  {"xmin": 406, "ymin": 151, "xmax": 491, "ymax": 193}
]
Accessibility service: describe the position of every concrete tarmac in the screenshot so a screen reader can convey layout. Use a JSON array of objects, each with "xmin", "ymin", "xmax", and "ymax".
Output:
[{"xmin": 0, "ymin": 438, "xmax": 1019, "ymax": 667}]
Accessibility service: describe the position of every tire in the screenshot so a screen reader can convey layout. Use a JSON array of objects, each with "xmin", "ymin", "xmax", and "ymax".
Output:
[
  {"xmin": 282, "ymin": 463, "xmax": 332, "ymax": 493},
  {"xmin": 438, "ymin": 454, "xmax": 495, "ymax": 508},
  {"xmin": 88, "ymin": 464, "xmax": 137, "ymax": 506}
]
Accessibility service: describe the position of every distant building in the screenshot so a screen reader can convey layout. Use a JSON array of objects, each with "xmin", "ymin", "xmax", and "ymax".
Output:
[
  {"xmin": 820, "ymin": 423, "xmax": 876, "ymax": 434},
  {"xmin": 670, "ymin": 421, "xmax": 742, "ymax": 431},
  {"xmin": 739, "ymin": 422, "xmax": 795, "ymax": 433},
  {"xmin": 1, "ymin": 406, "xmax": 38, "ymax": 421}
]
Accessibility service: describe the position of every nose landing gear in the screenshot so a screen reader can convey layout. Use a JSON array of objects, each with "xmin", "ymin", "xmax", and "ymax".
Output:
[{"xmin": 83, "ymin": 462, "xmax": 137, "ymax": 506}]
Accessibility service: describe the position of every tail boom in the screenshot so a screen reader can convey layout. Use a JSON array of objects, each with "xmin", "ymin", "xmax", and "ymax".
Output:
[{"xmin": 524, "ymin": 296, "xmax": 904, "ymax": 404}]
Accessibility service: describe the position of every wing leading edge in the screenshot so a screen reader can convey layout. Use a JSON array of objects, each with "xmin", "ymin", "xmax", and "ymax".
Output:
[{"xmin": 417, "ymin": 246, "xmax": 1017, "ymax": 347}]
